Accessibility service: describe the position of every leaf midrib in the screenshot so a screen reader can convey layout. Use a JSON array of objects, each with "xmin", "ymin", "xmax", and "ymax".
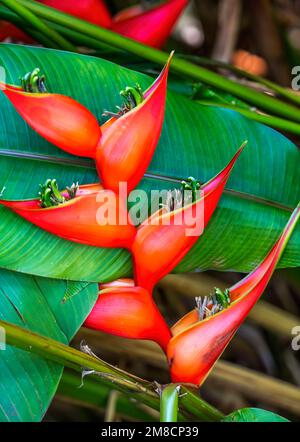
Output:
[{"xmin": 0, "ymin": 148, "xmax": 293, "ymax": 213}]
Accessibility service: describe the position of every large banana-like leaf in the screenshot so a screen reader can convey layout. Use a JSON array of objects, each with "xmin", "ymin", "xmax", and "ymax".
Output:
[
  {"xmin": 0, "ymin": 269, "xmax": 97, "ymax": 421},
  {"xmin": 222, "ymin": 408, "xmax": 289, "ymax": 422},
  {"xmin": 0, "ymin": 44, "xmax": 299, "ymax": 283}
]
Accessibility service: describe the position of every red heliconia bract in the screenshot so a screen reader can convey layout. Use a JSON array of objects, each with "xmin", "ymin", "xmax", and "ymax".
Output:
[
  {"xmin": 0, "ymin": 184, "xmax": 137, "ymax": 249},
  {"xmin": 167, "ymin": 203, "xmax": 300, "ymax": 386},
  {"xmin": 96, "ymin": 52, "xmax": 173, "ymax": 194},
  {"xmin": 2, "ymin": 86, "xmax": 101, "ymax": 158},
  {"xmin": 131, "ymin": 145, "xmax": 245, "ymax": 292},
  {"xmin": 112, "ymin": 0, "xmax": 188, "ymax": 48},
  {"xmin": 84, "ymin": 280, "xmax": 172, "ymax": 351},
  {"xmin": 39, "ymin": 0, "xmax": 112, "ymax": 28}
]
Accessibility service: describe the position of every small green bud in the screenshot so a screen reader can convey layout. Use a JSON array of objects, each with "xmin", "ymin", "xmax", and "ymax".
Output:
[
  {"xmin": 20, "ymin": 68, "xmax": 47, "ymax": 93},
  {"xmin": 181, "ymin": 177, "xmax": 201, "ymax": 202},
  {"xmin": 38, "ymin": 179, "xmax": 78, "ymax": 208},
  {"xmin": 214, "ymin": 287, "xmax": 231, "ymax": 308}
]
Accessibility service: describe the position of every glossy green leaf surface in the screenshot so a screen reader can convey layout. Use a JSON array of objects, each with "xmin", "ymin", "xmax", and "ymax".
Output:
[
  {"xmin": 222, "ymin": 407, "xmax": 289, "ymax": 422},
  {"xmin": 0, "ymin": 44, "xmax": 299, "ymax": 282},
  {"xmin": 0, "ymin": 269, "xmax": 97, "ymax": 421}
]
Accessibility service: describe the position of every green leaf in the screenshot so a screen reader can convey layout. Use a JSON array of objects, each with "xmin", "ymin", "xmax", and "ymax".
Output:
[
  {"xmin": 0, "ymin": 44, "xmax": 299, "ymax": 282},
  {"xmin": 0, "ymin": 269, "xmax": 98, "ymax": 421},
  {"xmin": 222, "ymin": 408, "xmax": 289, "ymax": 422}
]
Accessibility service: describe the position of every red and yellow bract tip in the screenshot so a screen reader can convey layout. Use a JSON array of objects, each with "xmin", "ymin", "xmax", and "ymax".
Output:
[
  {"xmin": 132, "ymin": 145, "xmax": 245, "ymax": 292},
  {"xmin": 167, "ymin": 203, "xmax": 300, "ymax": 386},
  {"xmin": 2, "ymin": 54, "xmax": 173, "ymax": 193},
  {"xmin": 96, "ymin": 52, "xmax": 173, "ymax": 194},
  {"xmin": 112, "ymin": 0, "xmax": 188, "ymax": 48}
]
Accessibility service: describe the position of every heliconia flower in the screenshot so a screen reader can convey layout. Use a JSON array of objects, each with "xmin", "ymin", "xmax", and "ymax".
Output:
[
  {"xmin": 95, "ymin": 52, "xmax": 173, "ymax": 194},
  {"xmin": 167, "ymin": 203, "xmax": 300, "ymax": 386},
  {"xmin": 0, "ymin": 182, "xmax": 136, "ymax": 249},
  {"xmin": 84, "ymin": 280, "xmax": 172, "ymax": 351},
  {"xmin": 112, "ymin": 0, "xmax": 189, "ymax": 48},
  {"xmin": 131, "ymin": 144, "xmax": 246, "ymax": 292},
  {"xmin": 1, "ymin": 77, "xmax": 101, "ymax": 158},
  {"xmin": 0, "ymin": 0, "xmax": 112, "ymax": 43}
]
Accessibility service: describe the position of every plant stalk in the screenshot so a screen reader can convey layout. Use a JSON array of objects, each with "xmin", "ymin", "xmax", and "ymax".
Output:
[
  {"xmin": 0, "ymin": 0, "xmax": 76, "ymax": 52},
  {"xmin": 0, "ymin": 319, "xmax": 223, "ymax": 422},
  {"xmin": 197, "ymin": 100, "xmax": 300, "ymax": 136},
  {"xmin": 160, "ymin": 384, "xmax": 180, "ymax": 422}
]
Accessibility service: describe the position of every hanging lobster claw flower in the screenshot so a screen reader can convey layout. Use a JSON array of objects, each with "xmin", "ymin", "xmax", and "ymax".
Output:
[
  {"xmin": 84, "ymin": 280, "xmax": 172, "ymax": 351},
  {"xmin": 0, "ymin": 182, "xmax": 136, "ymax": 249},
  {"xmin": 168, "ymin": 203, "xmax": 300, "ymax": 385},
  {"xmin": 2, "ymin": 75, "xmax": 101, "ymax": 158},
  {"xmin": 96, "ymin": 52, "xmax": 173, "ymax": 194},
  {"xmin": 132, "ymin": 144, "xmax": 246, "ymax": 292},
  {"xmin": 112, "ymin": 0, "xmax": 188, "ymax": 48}
]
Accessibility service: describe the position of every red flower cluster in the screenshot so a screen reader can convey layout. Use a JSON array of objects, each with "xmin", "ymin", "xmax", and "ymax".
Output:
[
  {"xmin": 0, "ymin": 0, "xmax": 188, "ymax": 48},
  {"xmin": 1, "ymin": 53, "xmax": 298, "ymax": 387}
]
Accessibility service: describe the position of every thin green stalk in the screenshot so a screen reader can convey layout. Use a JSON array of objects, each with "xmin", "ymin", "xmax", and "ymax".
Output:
[
  {"xmin": 183, "ymin": 54, "xmax": 300, "ymax": 108},
  {"xmin": 179, "ymin": 386, "xmax": 223, "ymax": 421},
  {"xmin": 23, "ymin": 28, "xmax": 61, "ymax": 49},
  {"xmin": 160, "ymin": 384, "xmax": 180, "ymax": 422},
  {"xmin": 0, "ymin": 7, "xmax": 106, "ymax": 50},
  {"xmin": 18, "ymin": 0, "xmax": 300, "ymax": 124},
  {"xmin": 0, "ymin": 0, "xmax": 76, "ymax": 52},
  {"xmin": 1, "ymin": 8, "xmax": 299, "ymax": 136},
  {"xmin": 4, "ymin": 3, "xmax": 299, "ymax": 109},
  {"xmin": 59, "ymin": 371, "xmax": 156, "ymax": 421},
  {"xmin": 0, "ymin": 8, "xmax": 60, "ymax": 48},
  {"xmin": 197, "ymin": 100, "xmax": 300, "ymax": 135},
  {"xmin": 0, "ymin": 319, "xmax": 222, "ymax": 422}
]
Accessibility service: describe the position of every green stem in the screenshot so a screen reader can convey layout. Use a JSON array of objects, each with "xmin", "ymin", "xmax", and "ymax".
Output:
[
  {"xmin": 0, "ymin": 319, "xmax": 222, "ymax": 422},
  {"xmin": 0, "ymin": 0, "xmax": 76, "ymax": 52},
  {"xmin": 23, "ymin": 28, "xmax": 61, "ymax": 49},
  {"xmin": 59, "ymin": 371, "xmax": 156, "ymax": 421},
  {"xmin": 0, "ymin": 7, "xmax": 106, "ymax": 50},
  {"xmin": 18, "ymin": 0, "xmax": 300, "ymax": 123},
  {"xmin": 182, "ymin": 55, "xmax": 300, "ymax": 108},
  {"xmin": 2, "ymin": 8, "xmax": 299, "ymax": 136},
  {"xmin": 197, "ymin": 100, "xmax": 300, "ymax": 136},
  {"xmin": 160, "ymin": 384, "xmax": 180, "ymax": 422},
  {"xmin": 0, "ymin": 7, "xmax": 60, "ymax": 48}
]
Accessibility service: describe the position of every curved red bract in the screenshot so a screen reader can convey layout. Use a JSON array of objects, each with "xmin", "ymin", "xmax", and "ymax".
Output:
[
  {"xmin": 96, "ymin": 53, "xmax": 173, "ymax": 194},
  {"xmin": 132, "ymin": 146, "xmax": 245, "ymax": 292},
  {"xmin": 3, "ymin": 88, "xmax": 101, "ymax": 158},
  {"xmin": 112, "ymin": 0, "xmax": 188, "ymax": 48},
  {"xmin": 0, "ymin": 184, "xmax": 137, "ymax": 249},
  {"xmin": 85, "ymin": 284, "xmax": 172, "ymax": 351}
]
